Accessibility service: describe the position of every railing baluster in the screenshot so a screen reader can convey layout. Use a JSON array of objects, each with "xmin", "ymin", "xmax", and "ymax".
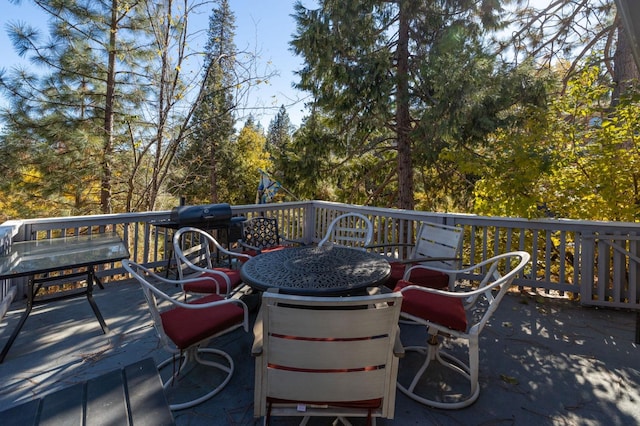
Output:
[{"xmin": 1, "ymin": 200, "xmax": 639, "ymax": 311}]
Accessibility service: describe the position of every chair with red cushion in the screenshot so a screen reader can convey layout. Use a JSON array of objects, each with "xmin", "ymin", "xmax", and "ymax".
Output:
[
  {"xmin": 237, "ymin": 216, "xmax": 302, "ymax": 259},
  {"xmin": 173, "ymin": 227, "xmax": 251, "ymax": 297},
  {"xmin": 123, "ymin": 259, "xmax": 249, "ymax": 411},
  {"xmin": 253, "ymin": 289, "xmax": 403, "ymax": 425},
  {"xmin": 368, "ymin": 221, "xmax": 463, "ymax": 290},
  {"xmin": 394, "ymin": 251, "xmax": 530, "ymax": 409}
]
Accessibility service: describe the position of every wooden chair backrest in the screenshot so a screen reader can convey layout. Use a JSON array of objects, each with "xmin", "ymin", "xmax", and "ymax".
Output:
[
  {"xmin": 254, "ymin": 290, "xmax": 403, "ymax": 419},
  {"xmin": 411, "ymin": 222, "xmax": 464, "ymax": 270}
]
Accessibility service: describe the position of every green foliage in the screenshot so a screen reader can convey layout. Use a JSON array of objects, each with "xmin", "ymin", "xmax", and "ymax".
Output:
[
  {"xmin": 169, "ymin": 0, "xmax": 237, "ymax": 205},
  {"xmin": 225, "ymin": 120, "xmax": 272, "ymax": 204},
  {"xmin": 289, "ymin": 0, "xmax": 536, "ymax": 209},
  {"xmin": 473, "ymin": 65, "xmax": 640, "ymax": 221}
]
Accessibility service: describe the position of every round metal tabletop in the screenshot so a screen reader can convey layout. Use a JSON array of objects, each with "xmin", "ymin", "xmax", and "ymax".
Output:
[{"xmin": 240, "ymin": 245, "xmax": 390, "ymax": 295}]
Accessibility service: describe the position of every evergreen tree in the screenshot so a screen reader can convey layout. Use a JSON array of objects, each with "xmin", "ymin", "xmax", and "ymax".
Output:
[
  {"xmin": 0, "ymin": 0, "xmax": 214, "ymax": 214},
  {"xmin": 0, "ymin": 0, "xmax": 151, "ymax": 214},
  {"xmin": 173, "ymin": 0, "xmax": 237, "ymax": 204},
  {"xmin": 266, "ymin": 105, "xmax": 294, "ymax": 178},
  {"xmin": 290, "ymin": 1, "xmax": 535, "ymax": 210}
]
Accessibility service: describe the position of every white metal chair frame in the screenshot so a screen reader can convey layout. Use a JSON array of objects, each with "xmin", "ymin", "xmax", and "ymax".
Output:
[
  {"xmin": 318, "ymin": 212, "xmax": 374, "ymax": 250},
  {"xmin": 123, "ymin": 259, "xmax": 249, "ymax": 411},
  {"xmin": 173, "ymin": 226, "xmax": 251, "ymax": 296},
  {"xmin": 253, "ymin": 290, "xmax": 404, "ymax": 425},
  {"xmin": 396, "ymin": 251, "xmax": 531, "ymax": 409}
]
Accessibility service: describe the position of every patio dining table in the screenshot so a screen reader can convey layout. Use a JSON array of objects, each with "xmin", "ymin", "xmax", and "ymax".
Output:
[
  {"xmin": 240, "ymin": 245, "xmax": 391, "ymax": 296},
  {"xmin": 0, "ymin": 233, "xmax": 129, "ymax": 363}
]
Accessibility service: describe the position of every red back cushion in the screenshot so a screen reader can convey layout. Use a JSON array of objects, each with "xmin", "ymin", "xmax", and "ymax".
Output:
[
  {"xmin": 241, "ymin": 245, "xmax": 287, "ymax": 261},
  {"xmin": 385, "ymin": 261, "xmax": 449, "ymax": 290},
  {"xmin": 183, "ymin": 269, "xmax": 242, "ymax": 294}
]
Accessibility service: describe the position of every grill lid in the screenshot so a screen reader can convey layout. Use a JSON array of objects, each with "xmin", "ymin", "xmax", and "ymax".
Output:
[{"xmin": 170, "ymin": 203, "xmax": 232, "ymax": 225}]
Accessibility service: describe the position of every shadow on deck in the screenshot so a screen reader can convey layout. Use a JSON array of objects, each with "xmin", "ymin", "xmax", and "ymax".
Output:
[{"xmin": 0, "ymin": 279, "xmax": 639, "ymax": 425}]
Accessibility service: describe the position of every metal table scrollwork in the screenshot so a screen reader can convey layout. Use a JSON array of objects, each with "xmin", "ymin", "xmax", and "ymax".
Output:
[{"xmin": 240, "ymin": 245, "xmax": 390, "ymax": 295}]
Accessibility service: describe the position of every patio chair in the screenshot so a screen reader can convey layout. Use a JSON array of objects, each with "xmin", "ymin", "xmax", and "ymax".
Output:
[
  {"xmin": 237, "ymin": 216, "xmax": 302, "ymax": 258},
  {"xmin": 368, "ymin": 221, "xmax": 463, "ymax": 290},
  {"xmin": 253, "ymin": 290, "xmax": 404, "ymax": 425},
  {"xmin": 394, "ymin": 251, "xmax": 530, "ymax": 409},
  {"xmin": 318, "ymin": 212, "xmax": 374, "ymax": 250},
  {"xmin": 173, "ymin": 226, "xmax": 251, "ymax": 297},
  {"xmin": 122, "ymin": 259, "xmax": 249, "ymax": 411}
]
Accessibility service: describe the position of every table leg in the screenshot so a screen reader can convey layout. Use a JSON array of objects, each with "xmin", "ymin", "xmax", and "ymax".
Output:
[
  {"xmin": 87, "ymin": 267, "xmax": 110, "ymax": 334},
  {"xmin": 0, "ymin": 277, "xmax": 35, "ymax": 363}
]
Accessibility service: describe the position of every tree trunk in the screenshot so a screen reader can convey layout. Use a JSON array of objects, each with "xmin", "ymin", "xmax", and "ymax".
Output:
[
  {"xmin": 611, "ymin": 16, "xmax": 640, "ymax": 107},
  {"xmin": 210, "ymin": 140, "xmax": 219, "ymax": 203},
  {"xmin": 396, "ymin": 1, "xmax": 414, "ymax": 210},
  {"xmin": 101, "ymin": 0, "xmax": 118, "ymax": 214}
]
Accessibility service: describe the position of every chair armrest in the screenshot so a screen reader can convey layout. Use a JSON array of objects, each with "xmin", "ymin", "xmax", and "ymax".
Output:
[
  {"xmin": 281, "ymin": 237, "xmax": 305, "ymax": 246},
  {"xmin": 144, "ymin": 267, "xmax": 223, "ymax": 294},
  {"xmin": 365, "ymin": 243, "xmax": 414, "ymax": 250},
  {"xmin": 404, "ymin": 263, "xmax": 458, "ymax": 278},
  {"xmin": 220, "ymin": 244, "xmax": 252, "ymax": 261},
  {"xmin": 251, "ymin": 333, "xmax": 263, "ymax": 356},
  {"xmin": 237, "ymin": 240, "xmax": 262, "ymax": 254},
  {"xmin": 398, "ymin": 281, "xmax": 502, "ymax": 299},
  {"xmin": 179, "ymin": 263, "xmax": 231, "ymax": 289},
  {"xmin": 393, "ymin": 326, "xmax": 405, "ymax": 358},
  {"xmin": 252, "ymin": 309, "xmax": 264, "ymax": 356},
  {"xmin": 399, "ymin": 256, "xmax": 461, "ymax": 265}
]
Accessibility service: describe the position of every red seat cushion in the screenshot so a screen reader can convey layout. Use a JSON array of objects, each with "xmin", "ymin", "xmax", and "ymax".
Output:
[
  {"xmin": 394, "ymin": 280, "xmax": 467, "ymax": 332},
  {"xmin": 240, "ymin": 245, "xmax": 287, "ymax": 261},
  {"xmin": 183, "ymin": 268, "xmax": 242, "ymax": 294},
  {"xmin": 385, "ymin": 261, "xmax": 449, "ymax": 290},
  {"xmin": 160, "ymin": 294, "xmax": 244, "ymax": 349}
]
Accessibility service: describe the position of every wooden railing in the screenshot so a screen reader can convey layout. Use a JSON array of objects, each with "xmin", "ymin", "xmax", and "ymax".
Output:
[{"xmin": 1, "ymin": 200, "xmax": 639, "ymax": 321}]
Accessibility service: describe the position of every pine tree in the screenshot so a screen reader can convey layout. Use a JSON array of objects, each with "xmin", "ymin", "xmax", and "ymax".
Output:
[
  {"xmin": 174, "ymin": 0, "xmax": 237, "ymax": 204},
  {"xmin": 0, "ymin": 0, "xmax": 151, "ymax": 215},
  {"xmin": 266, "ymin": 105, "xmax": 294, "ymax": 178},
  {"xmin": 290, "ymin": 1, "xmax": 520, "ymax": 210}
]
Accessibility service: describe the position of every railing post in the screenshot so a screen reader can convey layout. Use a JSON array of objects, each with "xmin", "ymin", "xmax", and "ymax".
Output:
[
  {"xmin": 0, "ymin": 224, "xmax": 20, "ymax": 320},
  {"xmin": 305, "ymin": 202, "xmax": 318, "ymax": 245}
]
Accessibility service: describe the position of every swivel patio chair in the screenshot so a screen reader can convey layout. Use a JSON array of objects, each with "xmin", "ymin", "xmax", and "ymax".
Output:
[
  {"xmin": 253, "ymin": 290, "xmax": 404, "ymax": 425},
  {"xmin": 173, "ymin": 226, "xmax": 251, "ymax": 297},
  {"xmin": 394, "ymin": 251, "xmax": 530, "ymax": 409},
  {"xmin": 122, "ymin": 259, "xmax": 249, "ymax": 411},
  {"xmin": 237, "ymin": 216, "xmax": 302, "ymax": 258},
  {"xmin": 318, "ymin": 212, "xmax": 374, "ymax": 250},
  {"xmin": 368, "ymin": 221, "xmax": 463, "ymax": 290}
]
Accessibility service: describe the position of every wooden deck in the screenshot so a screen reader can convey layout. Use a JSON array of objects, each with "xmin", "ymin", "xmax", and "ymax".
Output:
[{"xmin": 0, "ymin": 278, "xmax": 639, "ymax": 425}]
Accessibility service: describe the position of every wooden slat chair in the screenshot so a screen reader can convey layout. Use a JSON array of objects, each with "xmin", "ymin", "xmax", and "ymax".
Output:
[
  {"xmin": 123, "ymin": 259, "xmax": 249, "ymax": 411},
  {"xmin": 368, "ymin": 221, "xmax": 463, "ymax": 290},
  {"xmin": 253, "ymin": 290, "xmax": 403, "ymax": 425},
  {"xmin": 318, "ymin": 212, "xmax": 374, "ymax": 250},
  {"xmin": 394, "ymin": 251, "xmax": 530, "ymax": 409},
  {"xmin": 173, "ymin": 227, "xmax": 251, "ymax": 297}
]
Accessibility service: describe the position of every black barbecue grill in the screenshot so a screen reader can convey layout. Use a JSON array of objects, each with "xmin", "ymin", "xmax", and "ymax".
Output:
[
  {"xmin": 150, "ymin": 203, "xmax": 246, "ymax": 272},
  {"xmin": 170, "ymin": 203, "xmax": 233, "ymax": 226},
  {"xmin": 153, "ymin": 203, "xmax": 244, "ymax": 236}
]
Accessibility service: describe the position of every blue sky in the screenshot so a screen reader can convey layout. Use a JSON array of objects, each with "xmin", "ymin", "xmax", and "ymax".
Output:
[{"xmin": 0, "ymin": 1, "xmax": 314, "ymax": 129}]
